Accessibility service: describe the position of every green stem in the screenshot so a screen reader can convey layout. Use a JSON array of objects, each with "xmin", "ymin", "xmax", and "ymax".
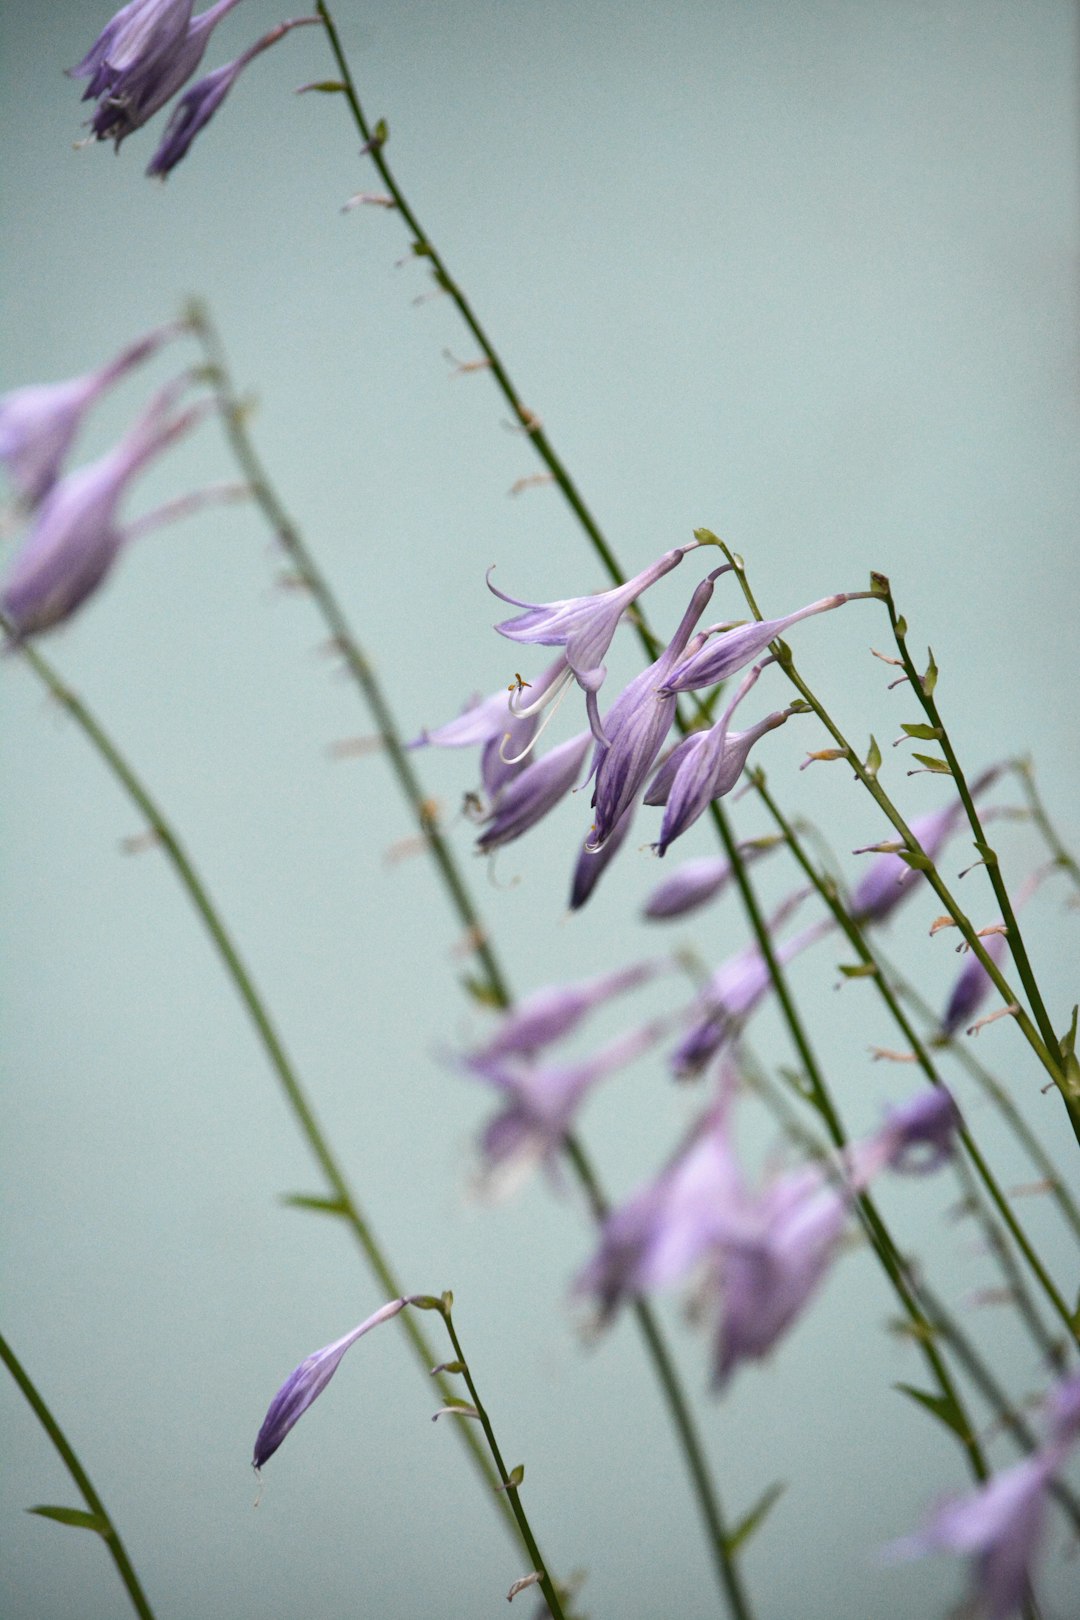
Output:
[
  {"xmin": 4, "ymin": 618, "xmax": 514, "ymax": 1534},
  {"xmin": 438, "ymin": 1298, "xmax": 566, "ymax": 1620},
  {"xmin": 1013, "ymin": 756, "xmax": 1080, "ymax": 898},
  {"xmin": 191, "ymin": 309, "xmax": 751, "ymax": 1612},
  {"xmin": 749, "ymin": 770, "xmax": 1075, "ymax": 1356},
  {"xmin": 0, "ymin": 1332, "xmax": 156, "ymax": 1620}
]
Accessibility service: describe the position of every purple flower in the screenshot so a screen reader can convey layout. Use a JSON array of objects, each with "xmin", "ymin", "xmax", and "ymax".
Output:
[
  {"xmin": 659, "ymin": 593, "xmax": 862, "ymax": 697},
  {"xmin": 253, "ymin": 1297, "xmax": 416, "ymax": 1469},
  {"xmin": 642, "ymin": 842, "xmax": 772, "ymax": 921},
  {"xmin": 69, "ymin": 0, "xmax": 193, "ymax": 101},
  {"xmin": 464, "ymin": 959, "xmax": 663, "ymax": 1068},
  {"xmin": 475, "ymin": 731, "xmax": 591, "ymax": 854},
  {"xmin": 850, "ymin": 766, "xmax": 1002, "ymax": 925},
  {"xmin": 488, "ymin": 543, "xmax": 701, "ymax": 738},
  {"xmin": 942, "ymin": 931, "xmax": 1007, "ymax": 1037},
  {"xmin": 472, "ymin": 1021, "xmax": 667, "ymax": 1191},
  {"xmin": 848, "ymin": 1087, "xmax": 963, "ymax": 1186},
  {"xmin": 1, "ymin": 378, "xmax": 209, "ymax": 639},
  {"xmin": 888, "ymin": 1374, "xmax": 1080, "ymax": 1620},
  {"xmin": 79, "ymin": 0, "xmax": 245, "ymax": 150},
  {"xmin": 586, "ymin": 570, "xmax": 723, "ymax": 851},
  {"xmin": 568, "ymin": 801, "xmax": 636, "ymax": 910},
  {"xmin": 0, "ymin": 326, "xmax": 180, "ymax": 507},
  {"xmin": 644, "ymin": 666, "xmax": 793, "ymax": 855},
  {"xmin": 410, "ymin": 659, "xmax": 564, "ymax": 801},
  {"xmin": 671, "ymin": 914, "xmax": 831, "ymax": 1079}
]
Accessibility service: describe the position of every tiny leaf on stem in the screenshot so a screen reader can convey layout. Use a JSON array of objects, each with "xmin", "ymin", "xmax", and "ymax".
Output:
[{"xmin": 28, "ymin": 1506, "xmax": 110, "ymax": 1535}]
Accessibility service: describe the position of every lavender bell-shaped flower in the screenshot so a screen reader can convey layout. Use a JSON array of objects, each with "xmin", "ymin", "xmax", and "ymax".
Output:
[
  {"xmin": 69, "ymin": 0, "xmax": 192, "ymax": 102},
  {"xmin": 642, "ymin": 842, "xmax": 772, "ymax": 921},
  {"xmin": 0, "ymin": 325, "xmax": 180, "ymax": 508},
  {"xmin": 659, "ymin": 592, "xmax": 866, "ymax": 697},
  {"xmin": 887, "ymin": 1372, "xmax": 1080, "ymax": 1620},
  {"xmin": 586, "ymin": 569, "xmax": 724, "ymax": 852},
  {"xmin": 476, "ymin": 730, "xmax": 591, "ymax": 854},
  {"xmin": 1, "ymin": 377, "xmax": 209, "ymax": 639},
  {"xmin": 410, "ymin": 659, "xmax": 564, "ymax": 801},
  {"xmin": 253, "ymin": 1297, "xmax": 422, "ymax": 1469},
  {"xmin": 463, "ymin": 958, "xmax": 663, "ymax": 1068},
  {"xmin": 488, "ymin": 542, "xmax": 701, "ymax": 740},
  {"xmin": 568, "ymin": 800, "xmax": 636, "ymax": 911}
]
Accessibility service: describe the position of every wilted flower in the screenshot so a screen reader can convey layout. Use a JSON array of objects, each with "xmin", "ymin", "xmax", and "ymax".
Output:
[
  {"xmin": 0, "ymin": 325, "xmax": 180, "ymax": 507},
  {"xmin": 253, "ymin": 1297, "xmax": 419, "ymax": 1469},
  {"xmin": 586, "ymin": 570, "xmax": 723, "ymax": 851},
  {"xmin": 146, "ymin": 17, "xmax": 317, "ymax": 176},
  {"xmin": 658, "ymin": 592, "xmax": 867, "ymax": 697},
  {"xmin": 463, "ymin": 959, "xmax": 663, "ymax": 1067},
  {"xmin": 488, "ymin": 542, "xmax": 703, "ymax": 739},
  {"xmin": 475, "ymin": 730, "xmax": 591, "ymax": 854},
  {"xmin": 1, "ymin": 377, "xmax": 210, "ymax": 639},
  {"xmin": 887, "ymin": 1373, "xmax": 1080, "ymax": 1620}
]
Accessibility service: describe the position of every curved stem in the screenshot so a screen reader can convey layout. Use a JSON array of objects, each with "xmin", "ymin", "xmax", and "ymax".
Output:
[
  {"xmin": 0, "ymin": 1332, "xmax": 156, "ymax": 1620},
  {"xmin": 3, "ymin": 617, "xmax": 514, "ymax": 1534}
]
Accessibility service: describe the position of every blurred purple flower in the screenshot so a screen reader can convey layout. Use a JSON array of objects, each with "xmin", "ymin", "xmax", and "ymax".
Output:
[
  {"xmin": 464, "ymin": 959, "xmax": 663, "ymax": 1068},
  {"xmin": 1, "ymin": 378, "xmax": 209, "ymax": 639},
  {"xmin": 475, "ymin": 730, "xmax": 591, "ymax": 854},
  {"xmin": 253, "ymin": 1297, "xmax": 415, "ymax": 1469},
  {"xmin": 489, "ymin": 542, "xmax": 701, "ymax": 739},
  {"xmin": 642, "ymin": 842, "xmax": 772, "ymax": 921},
  {"xmin": 0, "ymin": 325, "xmax": 180, "ymax": 508},
  {"xmin": 69, "ymin": 0, "xmax": 192, "ymax": 101},
  {"xmin": 942, "ymin": 931, "xmax": 1008, "ymax": 1037},
  {"xmin": 888, "ymin": 1373, "xmax": 1080, "ymax": 1619},
  {"xmin": 586, "ymin": 570, "xmax": 723, "ymax": 851},
  {"xmin": 659, "ymin": 592, "xmax": 863, "ymax": 697}
]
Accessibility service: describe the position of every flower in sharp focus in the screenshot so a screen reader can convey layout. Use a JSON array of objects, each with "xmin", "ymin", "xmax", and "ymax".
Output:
[
  {"xmin": 253, "ymin": 1298, "xmax": 418, "ymax": 1469},
  {"xmin": 409, "ymin": 659, "xmax": 565, "ymax": 801},
  {"xmin": 887, "ymin": 1373, "xmax": 1080, "ymax": 1620},
  {"xmin": 475, "ymin": 730, "xmax": 591, "ymax": 854},
  {"xmin": 658, "ymin": 593, "xmax": 861, "ymax": 697},
  {"xmin": 568, "ymin": 800, "xmax": 636, "ymax": 911},
  {"xmin": 0, "ymin": 378, "xmax": 209, "ymax": 640},
  {"xmin": 463, "ymin": 959, "xmax": 664, "ymax": 1068},
  {"xmin": 488, "ymin": 542, "xmax": 701, "ymax": 740},
  {"xmin": 0, "ymin": 326, "xmax": 181, "ymax": 508},
  {"xmin": 586, "ymin": 569, "xmax": 724, "ymax": 851}
]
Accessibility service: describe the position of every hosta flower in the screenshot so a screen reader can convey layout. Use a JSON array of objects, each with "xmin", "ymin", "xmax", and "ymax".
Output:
[
  {"xmin": 69, "ymin": 0, "xmax": 192, "ymax": 102},
  {"xmin": 410, "ymin": 659, "xmax": 564, "ymax": 801},
  {"xmin": 489, "ymin": 542, "xmax": 702, "ymax": 739},
  {"xmin": 475, "ymin": 730, "xmax": 591, "ymax": 854},
  {"xmin": 463, "ymin": 959, "xmax": 663, "ymax": 1067},
  {"xmin": 642, "ymin": 842, "xmax": 772, "ymax": 921},
  {"xmin": 644, "ymin": 664, "xmax": 793, "ymax": 854},
  {"xmin": 888, "ymin": 1373, "xmax": 1080, "ymax": 1620},
  {"xmin": 941, "ymin": 931, "xmax": 1007, "ymax": 1037},
  {"xmin": 568, "ymin": 801, "xmax": 636, "ymax": 911},
  {"xmin": 1, "ymin": 378, "xmax": 209, "ymax": 639},
  {"xmin": 253, "ymin": 1297, "xmax": 419, "ymax": 1469},
  {"xmin": 586, "ymin": 570, "xmax": 724, "ymax": 851},
  {"xmin": 659, "ymin": 592, "xmax": 866, "ymax": 697},
  {"xmin": 0, "ymin": 325, "xmax": 180, "ymax": 508}
]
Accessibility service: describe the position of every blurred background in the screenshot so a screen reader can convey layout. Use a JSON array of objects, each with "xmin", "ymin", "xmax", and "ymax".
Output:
[{"xmin": 2, "ymin": 2, "xmax": 1079, "ymax": 1616}]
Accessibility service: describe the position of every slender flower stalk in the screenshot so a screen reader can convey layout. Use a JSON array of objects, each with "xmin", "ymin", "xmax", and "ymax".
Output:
[{"xmin": 0, "ymin": 1331, "xmax": 157, "ymax": 1620}]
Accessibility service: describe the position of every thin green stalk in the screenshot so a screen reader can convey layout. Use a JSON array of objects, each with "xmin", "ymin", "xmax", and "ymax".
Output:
[
  {"xmin": 749, "ymin": 769, "xmax": 1077, "ymax": 1354},
  {"xmin": 0, "ymin": 1332, "xmax": 156, "ymax": 1620},
  {"xmin": 436, "ymin": 1296, "xmax": 566, "ymax": 1620},
  {"xmin": 192, "ymin": 310, "xmax": 752, "ymax": 1615},
  {"xmin": 1013, "ymin": 756, "xmax": 1080, "ymax": 898},
  {"xmin": 4, "ymin": 617, "xmax": 513, "ymax": 1534}
]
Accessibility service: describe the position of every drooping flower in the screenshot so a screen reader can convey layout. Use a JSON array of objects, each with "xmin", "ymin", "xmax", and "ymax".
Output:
[
  {"xmin": 644, "ymin": 664, "xmax": 794, "ymax": 855},
  {"xmin": 941, "ymin": 931, "xmax": 1008, "ymax": 1037},
  {"xmin": 463, "ymin": 959, "xmax": 664, "ymax": 1068},
  {"xmin": 470, "ymin": 1019, "xmax": 668, "ymax": 1191},
  {"xmin": 69, "ymin": 0, "xmax": 193, "ymax": 102},
  {"xmin": 0, "ymin": 325, "xmax": 181, "ymax": 507},
  {"xmin": 887, "ymin": 1373, "xmax": 1080, "ymax": 1620},
  {"xmin": 78, "ymin": 0, "xmax": 247, "ymax": 150},
  {"xmin": 146, "ymin": 17, "xmax": 317, "ymax": 176},
  {"xmin": 568, "ymin": 800, "xmax": 636, "ymax": 911},
  {"xmin": 642, "ymin": 842, "xmax": 773, "ymax": 921},
  {"xmin": 671, "ymin": 911, "xmax": 831, "ymax": 1080},
  {"xmin": 488, "ymin": 542, "xmax": 704, "ymax": 739},
  {"xmin": 410, "ymin": 659, "xmax": 564, "ymax": 801},
  {"xmin": 1, "ymin": 377, "xmax": 211, "ymax": 639},
  {"xmin": 586, "ymin": 570, "xmax": 724, "ymax": 851},
  {"xmin": 253, "ymin": 1297, "xmax": 420, "ymax": 1469},
  {"xmin": 658, "ymin": 592, "xmax": 868, "ymax": 697},
  {"xmin": 475, "ymin": 730, "xmax": 591, "ymax": 854}
]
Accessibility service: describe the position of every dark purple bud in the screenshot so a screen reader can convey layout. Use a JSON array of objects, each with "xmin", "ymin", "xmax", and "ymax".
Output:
[{"xmin": 569, "ymin": 801, "xmax": 636, "ymax": 910}]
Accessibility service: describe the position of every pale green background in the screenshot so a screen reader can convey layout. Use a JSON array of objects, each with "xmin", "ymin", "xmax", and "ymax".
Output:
[{"xmin": 2, "ymin": 3, "xmax": 1079, "ymax": 1617}]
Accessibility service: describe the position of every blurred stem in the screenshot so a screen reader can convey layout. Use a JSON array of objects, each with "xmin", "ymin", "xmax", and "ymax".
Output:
[
  {"xmin": 750, "ymin": 769, "xmax": 1076, "ymax": 1357},
  {"xmin": 3, "ymin": 616, "xmax": 514, "ymax": 1536},
  {"xmin": 436, "ymin": 1297, "xmax": 566, "ymax": 1620},
  {"xmin": 190, "ymin": 307, "xmax": 751, "ymax": 1616},
  {"xmin": 0, "ymin": 1332, "xmax": 156, "ymax": 1620},
  {"xmin": 1013, "ymin": 756, "xmax": 1080, "ymax": 897}
]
